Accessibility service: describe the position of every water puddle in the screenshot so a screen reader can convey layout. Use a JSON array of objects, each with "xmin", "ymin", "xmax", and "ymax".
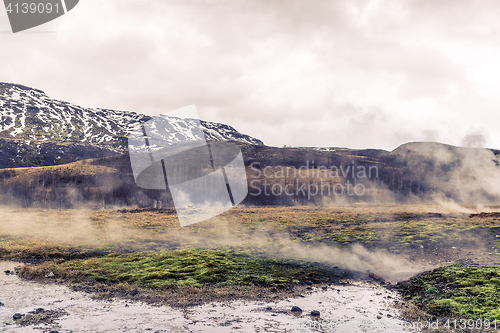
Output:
[{"xmin": 0, "ymin": 261, "xmax": 414, "ymax": 332}]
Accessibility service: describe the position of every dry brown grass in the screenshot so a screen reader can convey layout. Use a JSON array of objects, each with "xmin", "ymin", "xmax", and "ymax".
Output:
[
  {"xmin": 2, "ymin": 203, "xmax": 500, "ymax": 266},
  {"xmin": 0, "ymin": 158, "xmax": 117, "ymax": 184}
]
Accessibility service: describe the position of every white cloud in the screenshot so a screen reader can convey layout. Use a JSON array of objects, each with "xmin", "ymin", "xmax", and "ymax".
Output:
[{"xmin": 1, "ymin": 0, "xmax": 500, "ymax": 150}]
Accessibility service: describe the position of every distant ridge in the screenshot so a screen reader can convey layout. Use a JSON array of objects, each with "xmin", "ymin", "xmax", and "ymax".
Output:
[
  {"xmin": 391, "ymin": 141, "xmax": 500, "ymax": 157},
  {"xmin": 0, "ymin": 82, "xmax": 263, "ymax": 167}
]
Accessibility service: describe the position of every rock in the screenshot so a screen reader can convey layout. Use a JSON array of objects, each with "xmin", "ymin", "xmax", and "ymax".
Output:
[
  {"xmin": 305, "ymin": 281, "xmax": 313, "ymax": 286},
  {"xmin": 13, "ymin": 313, "xmax": 22, "ymax": 320},
  {"xmin": 4, "ymin": 270, "xmax": 10, "ymax": 275},
  {"xmin": 266, "ymin": 306, "xmax": 272, "ymax": 311},
  {"xmin": 470, "ymin": 212, "xmax": 500, "ymax": 219},
  {"xmin": 420, "ymin": 245, "xmax": 424, "ymax": 249},
  {"xmin": 497, "ymin": 235, "xmax": 500, "ymax": 238},
  {"xmin": 306, "ymin": 287, "xmax": 312, "ymax": 290},
  {"xmin": 368, "ymin": 272, "xmax": 385, "ymax": 283},
  {"xmin": 311, "ymin": 310, "xmax": 320, "ymax": 316},
  {"xmin": 130, "ymin": 289, "xmax": 139, "ymax": 295},
  {"xmin": 35, "ymin": 308, "xmax": 44, "ymax": 313},
  {"xmin": 45, "ymin": 272, "xmax": 55, "ymax": 278},
  {"xmin": 0, "ymin": 302, "xmax": 4, "ymax": 307},
  {"xmin": 50, "ymin": 331, "xmax": 59, "ymax": 333},
  {"xmin": 387, "ymin": 314, "xmax": 392, "ymax": 317},
  {"xmin": 321, "ymin": 286, "xmax": 327, "ymax": 290},
  {"xmin": 291, "ymin": 306, "xmax": 302, "ymax": 313},
  {"xmin": 377, "ymin": 315, "xmax": 382, "ymax": 319}
]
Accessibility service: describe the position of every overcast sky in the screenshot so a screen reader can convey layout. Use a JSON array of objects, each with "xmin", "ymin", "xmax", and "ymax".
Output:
[{"xmin": 1, "ymin": 0, "xmax": 500, "ymax": 150}]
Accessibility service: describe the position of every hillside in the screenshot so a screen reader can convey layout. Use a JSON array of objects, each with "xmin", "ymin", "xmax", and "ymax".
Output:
[
  {"xmin": 1, "ymin": 83, "xmax": 500, "ymax": 207},
  {"xmin": 0, "ymin": 82, "xmax": 263, "ymax": 168},
  {"xmin": 1, "ymin": 140, "xmax": 500, "ymax": 208}
]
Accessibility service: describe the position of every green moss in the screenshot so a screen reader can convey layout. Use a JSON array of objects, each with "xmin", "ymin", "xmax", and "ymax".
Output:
[
  {"xmin": 277, "ymin": 219, "xmax": 296, "ymax": 228},
  {"xmin": 399, "ymin": 264, "xmax": 500, "ymax": 319},
  {"xmin": 30, "ymin": 249, "xmax": 336, "ymax": 289},
  {"xmin": 328, "ymin": 227, "xmax": 380, "ymax": 244},
  {"xmin": 276, "ymin": 210, "xmax": 500, "ymax": 248}
]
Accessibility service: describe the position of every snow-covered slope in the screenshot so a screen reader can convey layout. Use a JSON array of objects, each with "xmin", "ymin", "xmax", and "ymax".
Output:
[{"xmin": 0, "ymin": 83, "xmax": 263, "ymax": 148}]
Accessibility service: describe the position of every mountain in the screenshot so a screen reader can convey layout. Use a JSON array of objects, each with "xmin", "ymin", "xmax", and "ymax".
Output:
[
  {"xmin": 1, "ymin": 136, "xmax": 500, "ymax": 208},
  {"xmin": 389, "ymin": 141, "xmax": 500, "ymax": 203},
  {"xmin": 392, "ymin": 141, "xmax": 500, "ymax": 158},
  {"xmin": 0, "ymin": 82, "xmax": 263, "ymax": 168},
  {"xmin": 2, "ymin": 82, "xmax": 500, "ymax": 207}
]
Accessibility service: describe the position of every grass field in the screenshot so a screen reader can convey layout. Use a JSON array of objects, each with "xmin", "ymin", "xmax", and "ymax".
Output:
[{"xmin": 2, "ymin": 203, "xmax": 500, "ymax": 324}]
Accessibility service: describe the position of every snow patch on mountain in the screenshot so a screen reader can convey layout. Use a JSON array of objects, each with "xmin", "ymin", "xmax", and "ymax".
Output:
[{"xmin": 0, "ymin": 83, "xmax": 263, "ymax": 150}]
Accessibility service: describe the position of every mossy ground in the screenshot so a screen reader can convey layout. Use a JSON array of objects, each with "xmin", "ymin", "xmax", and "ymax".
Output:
[
  {"xmin": 18, "ymin": 248, "xmax": 342, "ymax": 307},
  {"xmin": 3, "ymin": 205, "xmax": 499, "ymax": 255},
  {"xmin": 20, "ymin": 249, "xmax": 337, "ymax": 288},
  {"xmin": 123, "ymin": 205, "xmax": 500, "ymax": 254},
  {"xmin": 3, "ymin": 204, "xmax": 500, "ymax": 309},
  {"xmin": 399, "ymin": 264, "xmax": 500, "ymax": 320}
]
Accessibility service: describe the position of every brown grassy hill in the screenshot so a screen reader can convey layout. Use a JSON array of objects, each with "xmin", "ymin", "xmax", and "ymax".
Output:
[{"xmin": 1, "ymin": 142, "xmax": 499, "ymax": 208}]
